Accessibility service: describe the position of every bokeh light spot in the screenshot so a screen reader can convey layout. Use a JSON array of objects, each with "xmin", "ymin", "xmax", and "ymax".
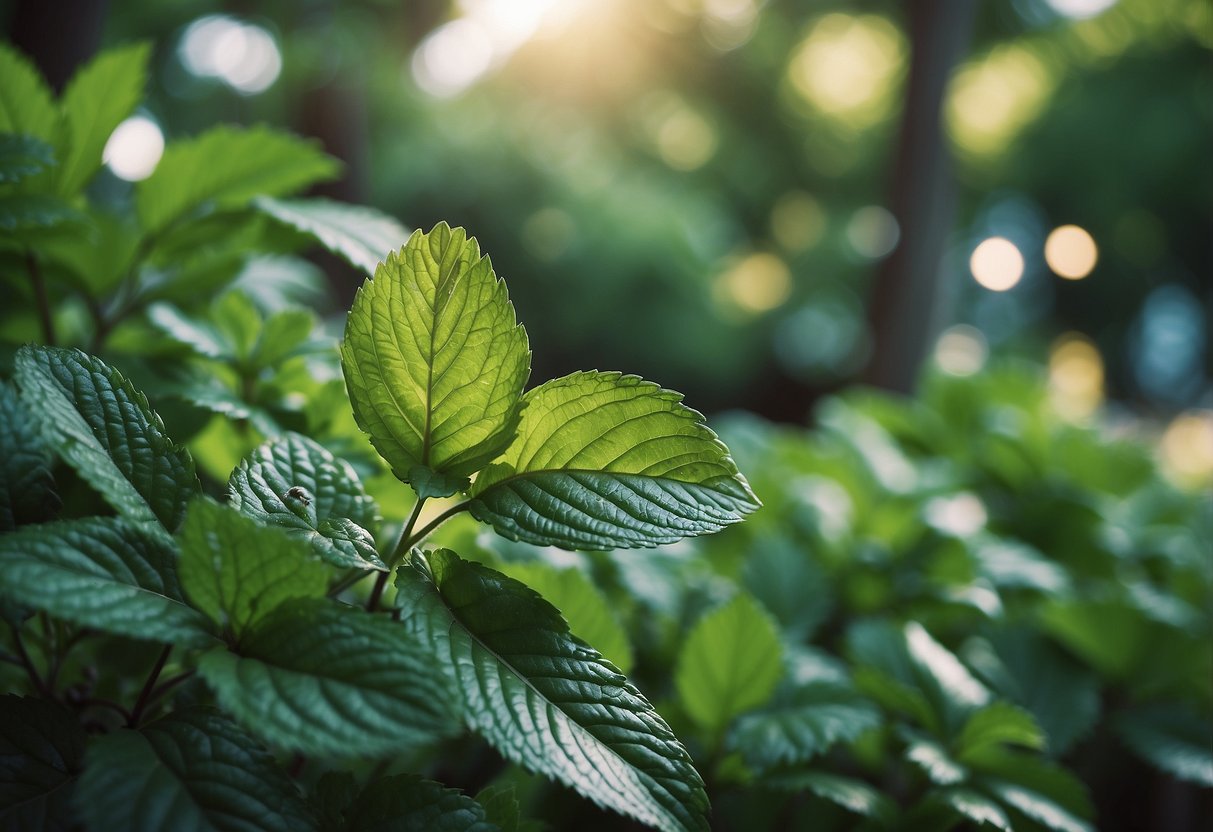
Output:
[
  {"xmin": 934, "ymin": 324, "xmax": 988, "ymax": 376},
  {"xmin": 970, "ymin": 237, "xmax": 1024, "ymax": 291},
  {"xmin": 716, "ymin": 252, "xmax": 792, "ymax": 314},
  {"xmin": 1046, "ymin": 0, "xmax": 1118, "ymax": 20},
  {"xmin": 179, "ymin": 16, "xmax": 281, "ymax": 94},
  {"xmin": 656, "ymin": 107, "xmax": 717, "ymax": 171},
  {"xmin": 1044, "ymin": 224, "xmax": 1098, "ymax": 280},
  {"xmin": 946, "ymin": 44, "xmax": 1054, "ymax": 157},
  {"xmin": 412, "ymin": 19, "xmax": 495, "ymax": 98},
  {"xmin": 1049, "ymin": 332, "xmax": 1104, "ymax": 420},
  {"xmin": 103, "ymin": 115, "xmax": 165, "ymax": 182},
  {"xmin": 770, "ymin": 191, "xmax": 826, "ymax": 253},
  {"xmin": 845, "ymin": 205, "xmax": 899, "ymax": 259},
  {"xmin": 1159, "ymin": 410, "xmax": 1213, "ymax": 490}
]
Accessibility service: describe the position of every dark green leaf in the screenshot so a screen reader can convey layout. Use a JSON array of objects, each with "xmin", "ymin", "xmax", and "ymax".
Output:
[
  {"xmin": 341, "ymin": 223, "xmax": 530, "ymax": 488},
  {"xmin": 676, "ymin": 593, "xmax": 783, "ymax": 736},
  {"xmin": 0, "ymin": 695, "xmax": 85, "ymax": 832},
  {"xmin": 136, "ymin": 126, "xmax": 339, "ymax": 236},
  {"xmin": 469, "ymin": 371, "xmax": 760, "ymax": 550},
  {"xmin": 0, "ymin": 517, "xmax": 214, "ymax": 646},
  {"xmin": 766, "ymin": 771, "xmax": 895, "ymax": 823},
  {"xmin": 74, "ymin": 709, "xmax": 317, "ymax": 832},
  {"xmin": 473, "ymin": 783, "xmax": 521, "ymax": 832},
  {"xmin": 147, "ymin": 302, "xmax": 231, "ymax": 359},
  {"xmin": 255, "ymin": 196, "xmax": 411, "ymax": 274},
  {"xmin": 396, "ymin": 549, "xmax": 709, "ymax": 832},
  {"xmin": 936, "ymin": 787, "xmax": 1012, "ymax": 831},
  {"xmin": 0, "ymin": 195, "xmax": 86, "ymax": 231},
  {"xmin": 973, "ymin": 749, "xmax": 1094, "ymax": 832},
  {"xmin": 310, "ymin": 772, "xmax": 359, "ymax": 831},
  {"xmin": 197, "ymin": 599, "xmax": 459, "ymax": 757},
  {"xmin": 228, "ymin": 432, "xmax": 384, "ymax": 571},
  {"xmin": 14, "ymin": 346, "xmax": 199, "ymax": 532},
  {"xmin": 178, "ymin": 499, "xmax": 330, "ymax": 639},
  {"xmin": 1115, "ymin": 704, "xmax": 1213, "ymax": 786},
  {"xmin": 343, "ymin": 775, "xmax": 498, "ymax": 832},
  {"xmin": 0, "ymin": 382, "xmax": 59, "ymax": 529},
  {"xmin": 727, "ymin": 683, "xmax": 880, "ymax": 771},
  {"xmin": 0, "ymin": 134, "xmax": 55, "ymax": 183}
]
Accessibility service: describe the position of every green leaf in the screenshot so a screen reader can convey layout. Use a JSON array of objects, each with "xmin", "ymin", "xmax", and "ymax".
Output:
[
  {"xmin": 0, "ymin": 695, "xmax": 86, "ymax": 832},
  {"xmin": 178, "ymin": 499, "xmax": 330, "ymax": 640},
  {"xmin": 0, "ymin": 44, "xmax": 58, "ymax": 143},
  {"xmin": 74, "ymin": 709, "xmax": 317, "ymax": 832},
  {"xmin": 210, "ymin": 289, "xmax": 263, "ymax": 362},
  {"xmin": 255, "ymin": 308, "xmax": 316, "ymax": 367},
  {"xmin": 766, "ymin": 771, "xmax": 895, "ymax": 823},
  {"xmin": 136, "ymin": 125, "xmax": 340, "ymax": 236},
  {"xmin": 936, "ymin": 787, "xmax": 1012, "ymax": 831},
  {"xmin": 0, "ymin": 134, "xmax": 55, "ymax": 183},
  {"xmin": 956, "ymin": 702, "xmax": 1045, "ymax": 761},
  {"xmin": 907, "ymin": 737, "xmax": 968, "ymax": 785},
  {"xmin": 14, "ymin": 346, "xmax": 199, "ymax": 532},
  {"xmin": 973, "ymin": 749, "xmax": 1094, "ymax": 832},
  {"xmin": 147, "ymin": 302, "xmax": 231, "ymax": 359},
  {"xmin": 0, "ymin": 517, "xmax": 215, "ymax": 646},
  {"xmin": 980, "ymin": 781, "xmax": 1092, "ymax": 832},
  {"xmin": 255, "ymin": 196, "xmax": 411, "ymax": 273},
  {"xmin": 469, "ymin": 371, "xmax": 760, "ymax": 550},
  {"xmin": 474, "ymin": 783, "xmax": 521, "ymax": 832},
  {"xmin": 0, "ymin": 195, "xmax": 86, "ymax": 231},
  {"xmin": 396, "ymin": 549, "xmax": 709, "ymax": 832},
  {"xmin": 727, "ymin": 683, "xmax": 881, "ymax": 771},
  {"xmin": 197, "ymin": 599, "xmax": 459, "ymax": 757},
  {"xmin": 310, "ymin": 772, "xmax": 359, "ymax": 831},
  {"xmin": 0, "ymin": 382, "xmax": 59, "ymax": 529},
  {"xmin": 341, "ymin": 223, "xmax": 530, "ymax": 490},
  {"xmin": 1115, "ymin": 704, "xmax": 1213, "ymax": 786},
  {"xmin": 495, "ymin": 560, "xmax": 633, "ymax": 673},
  {"xmin": 343, "ymin": 775, "xmax": 498, "ymax": 832},
  {"xmin": 55, "ymin": 43, "xmax": 149, "ymax": 195},
  {"xmin": 228, "ymin": 432, "xmax": 385, "ymax": 571},
  {"xmin": 676, "ymin": 593, "xmax": 783, "ymax": 736}
]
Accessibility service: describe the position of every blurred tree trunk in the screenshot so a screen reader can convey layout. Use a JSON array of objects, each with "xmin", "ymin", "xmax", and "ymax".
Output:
[
  {"xmin": 7, "ymin": 0, "xmax": 108, "ymax": 91},
  {"xmin": 863, "ymin": 2, "xmax": 976, "ymax": 394}
]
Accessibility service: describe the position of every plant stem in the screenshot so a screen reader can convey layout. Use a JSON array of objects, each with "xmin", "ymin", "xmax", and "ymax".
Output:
[
  {"xmin": 129, "ymin": 645, "xmax": 172, "ymax": 726},
  {"xmin": 25, "ymin": 250, "xmax": 56, "ymax": 346},
  {"xmin": 10, "ymin": 627, "xmax": 51, "ymax": 697},
  {"xmin": 392, "ymin": 501, "xmax": 470, "ymax": 565},
  {"xmin": 145, "ymin": 670, "xmax": 195, "ymax": 710},
  {"xmin": 368, "ymin": 498, "xmax": 428, "ymax": 612}
]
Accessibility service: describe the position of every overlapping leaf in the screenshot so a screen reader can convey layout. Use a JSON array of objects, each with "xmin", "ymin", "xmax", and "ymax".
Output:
[
  {"xmin": 0, "ymin": 517, "xmax": 213, "ymax": 646},
  {"xmin": 341, "ymin": 223, "xmax": 530, "ymax": 495},
  {"xmin": 255, "ymin": 196, "xmax": 411, "ymax": 274},
  {"xmin": 0, "ymin": 44, "xmax": 57, "ymax": 143},
  {"xmin": 396, "ymin": 549, "xmax": 709, "ymax": 832},
  {"xmin": 74, "ymin": 709, "xmax": 316, "ymax": 832},
  {"xmin": 343, "ymin": 775, "xmax": 498, "ymax": 832},
  {"xmin": 197, "ymin": 599, "xmax": 459, "ymax": 757},
  {"xmin": 0, "ymin": 134, "xmax": 54, "ymax": 183},
  {"xmin": 14, "ymin": 346, "xmax": 199, "ymax": 532},
  {"xmin": 1115, "ymin": 704, "xmax": 1213, "ymax": 786},
  {"xmin": 469, "ymin": 371, "xmax": 760, "ymax": 550},
  {"xmin": 0, "ymin": 382, "xmax": 58, "ymax": 529},
  {"xmin": 228, "ymin": 432, "xmax": 384, "ymax": 570},
  {"xmin": 0, "ymin": 696, "xmax": 86, "ymax": 832},
  {"xmin": 727, "ymin": 683, "xmax": 881, "ymax": 771},
  {"xmin": 0, "ymin": 195, "xmax": 85, "ymax": 231}
]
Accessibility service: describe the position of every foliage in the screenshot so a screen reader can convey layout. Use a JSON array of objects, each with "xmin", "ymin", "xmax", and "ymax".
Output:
[{"xmin": 2, "ymin": 42, "xmax": 1211, "ymax": 832}]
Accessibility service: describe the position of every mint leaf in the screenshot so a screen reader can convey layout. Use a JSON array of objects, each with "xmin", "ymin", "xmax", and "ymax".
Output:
[
  {"xmin": 1115, "ymin": 704, "xmax": 1213, "ymax": 786},
  {"xmin": 0, "ymin": 517, "xmax": 214, "ymax": 646},
  {"xmin": 136, "ymin": 125, "xmax": 339, "ymax": 236},
  {"xmin": 255, "ymin": 196, "xmax": 411, "ymax": 273},
  {"xmin": 727, "ymin": 683, "xmax": 880, "ymax": 771},
  {"xmin": 341, "ymin": 223, "xmax": 530, "ymax": 489},
  {"xmin": 675, "ymin": 593, "xmax": 783, "ymax": 736},
  {"xmin": 14, "ymin": 346, "xmax": 199, "ymax": 532},
  {"xmin": 0, "ymin": 695, "xmax": 86, "ymax": 832},
  {"xmin": 956, "ymin": 702, "xmax": 1046, "ymax": 761},
  {"xmin": 0, "ymin": 44, "xmax": 57, "ymax": 143},
  {"xmin": 197, "ymin": 599, "xmax": 459, "ymax": 757},
  {"xmin": 74, "ymin": 709, "xmax": 316, "ymax": 832},
  {"xmin": 55, "ymin": 43, "xmax": 149, "ymax": 195},
  {"xmin": 0, "ymin": 382, "xmax": 59, "ymax": 529},
  {"xmin": 0, "ymin": 134, "xmax": 55, "ymax": 183},
  {"xmin": 396, "ymin": 549, "xmax": 709, "ymax": 832},
  {"xmin": 228, "ymin": 432, "xmax": 385, "ymax": 571},
  {"xmin": 474, "ymin": 783, "xmax": 522, "ymax": 832},
  {"xmin": 178, "ymin": 499, "xmax": 330, "ymax": 640},
  {"xmin": 344, "ymin": 775, "xmax": 497, "ymax": 832},
  {"xmin": 0, "ymin": 194, "xmax": 86, "ymax": 231},
  {"xmin": 147, "ymin": 301, "xmax": 231, "ymax": 359},
  {"xmin": 935, "ymin": 787, "xmax": 1012, "ymax": 831},
  {"xmin": 469, "ymin": 371, "xmax": 759, "ymax": 550},
  {"xmin": 766, "ymin": 771, "xmax": 895, "ymax": 823},
  {"xmin": 496, "ymin": 560, "xmax": 633, "ymax": 673},
  {"xmin": 973, "ymin": 749, "xmax": 1094, "ymax": 832}
]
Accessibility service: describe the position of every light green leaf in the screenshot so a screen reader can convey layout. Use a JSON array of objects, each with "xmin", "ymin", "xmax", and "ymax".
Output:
[
  {"xmin": 136, "ymin": 125, "xmax": 339, "ymax": 236},
  {"xmin": 255, "ymin": 307, "xmax": 316, "ymax": 367},
  {"xmin": 210, "ymin": 289, "xmax": 263, "ymax": 361},
  {"xmin": 178, "ymin": 499, "xmax": 329, "ymax": 640},
  {"xmin": 197, "ymin": 599, "xmax": 459, "ymax": 757},
  {"xmin": 1115, "ymin": 704, "xmax": 1213, "ymax": 786},
  {"xmin": 341, "ymin": 223, "xmax": 530, "ymax": 491},
  {"xmin": 55, "ymin": 43, "xmax": 149, "ymax": 195},
  {"xmin": 170, "ymin": 380, "xmax": 281, "ymax": 438},
  {"xmin": 255, "ymin": 196, "xmax": 411, "ymax": 273},
  {"xmin": 496, "ymin": 560, "xmax": 633, "ymax": 673},
  {"xmin": 0, "ymin": 194, "xmax": 86, "ymax": 231},
  {"xmin": 14, "ymin": 346, "xmax": 199, "ymax": 532},
  {"xmin": 727, "ymin": 683, "xmax": 880, "ymax": 771},
  {"xmin": 0, "ymin": 44, "xmax": 57, "ymax": 143},
  {"xmin": 676, "ymin": 593, "xmax": 782, "ymax": 736},
  {"xmin": 937, "ymin": 787, "xmax": 1012, "ymax": 831},
  {"xmin": 956, "ymin": 702, "xmax": 1045, "ymax": 761},
  {"xmin": 766, "ymin": 771, "xmax": 895, "ymax": 822},
  {"xmin": 973, "ymin": 749, "xmax": 1094, "ymax": 832},
  {"xmin": 74, "ymin": 709, "xmax": 317, "ymax": 832},
  {"xmin": 147, "ymin": 301, "xmax": 231, "ymax": 359},
  {"xmin": 0, "ymin": 382, "xmax": 59, "ymax": 529},
  {"xmin": 396, "ymin": 549, "xmax": 709, "ymax": 832},
  {"xmin": 469, "ymin": 371, "xmax": 760, "ymax": 550},
  {"xmin": 228, "ymin": 432, "xmax": 384, "ymax": 571},
  {"xmin": 0, "ymin": 517, "xmax": 214, "ymax": 646},
  {"xmin": 344, "ymin": 775, "xmax": 498, "ymax": 832},
  {"xmin": 0, "ymin": 695, "xmax": 86, "ymax": 832},
  {"xmin": 0, "ymin": 134, "xmax": 55, "ymax": 183}
]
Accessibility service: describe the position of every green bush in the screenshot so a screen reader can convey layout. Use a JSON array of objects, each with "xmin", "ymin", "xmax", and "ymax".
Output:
[{"xmin": 2, "ymin": 43, "xmax": 1210, "ymax": 832}]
